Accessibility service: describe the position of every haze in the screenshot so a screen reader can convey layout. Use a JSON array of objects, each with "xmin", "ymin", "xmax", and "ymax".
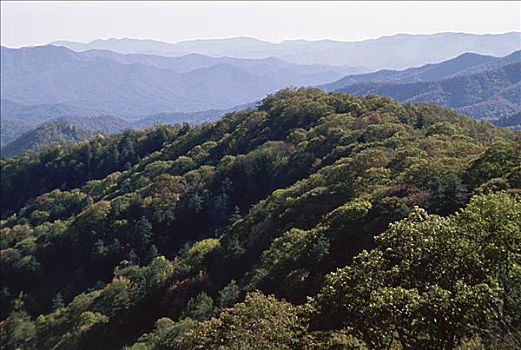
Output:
[{"xmin": 2, "ymin": 1, "xmax": 520, "ymax": 47}]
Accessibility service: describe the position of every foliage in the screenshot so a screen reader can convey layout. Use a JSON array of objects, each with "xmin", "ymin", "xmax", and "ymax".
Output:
[
  {"xmin": 0, "ymin": 88, "xmax": 519, "ymax": 349},
  {"xmin": 177, "ymin": 292, "xmax": 310, "ymax": 350},
  {"xmin": 315, "ymin": 192, "xmax": 521, "ymax": 349}
]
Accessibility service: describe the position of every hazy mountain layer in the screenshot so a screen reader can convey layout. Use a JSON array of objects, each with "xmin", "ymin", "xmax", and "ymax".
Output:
[
  {"xmin": 0, "ymin": 99, "xmax": 108, "ymax": 124},
  {"xmin": 0, "ymin": 117, "xmax": 33, "ymax": 147},
  {"xmin": 325, "ymin": 53, "xmax": 521, "ymax": 119},
  {"xmin": 1, "ymin": 45, "xmax": 354, "ymax": 117},
  {"xmin": 79, "ymin": 49, "xmax": 362, "ymax": 76},
  {"xmin": 493, "ymin": 111, "xmax": 521, "ymax": 129},
  {"xmin": 52, "ymin": 32, "xmax": 521, "ymax": 69},
  {"xmin": 321, "ymin": 51, "xmax": 521, "ymax": 90}
]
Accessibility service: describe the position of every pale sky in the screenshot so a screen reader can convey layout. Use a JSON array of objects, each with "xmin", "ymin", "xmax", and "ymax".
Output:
[{"xmin": 2, "ymin": 1, "xmax": 520, "ymax": 47}]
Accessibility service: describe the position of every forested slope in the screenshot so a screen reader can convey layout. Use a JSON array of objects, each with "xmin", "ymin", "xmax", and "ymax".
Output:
[
  {"xmin": 334, "ymin": 62, "xmax": 521, "ymax": 119},
  {"xmin": 1, "ymin": 120, "xmax": 95, "ymax": 157},
  {"xmin": 1, "ymin": 116, "xmax": 133, "ymax": 157},
  {"xmin": 1, "ymin": 89, "xmax": 520, "ymax": 349}
]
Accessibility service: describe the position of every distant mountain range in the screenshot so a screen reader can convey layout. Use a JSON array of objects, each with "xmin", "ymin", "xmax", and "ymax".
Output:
[
  {"xmin": 321, "ymin": 51, "xmax": 521, "ymax": 120},
  {"xmin": 1, "ymin": 118, "xmax": 33, "ymax": 147},
  {"xmin": 51, "ymin": 32, "xmax": 521, "ymax": 69},
  {"xmin": 1, "ymin": 32, "xmax": 520, "ymax": 156},
  {"xmin": 321, "ymin": 51, "xmax": 520, "ymax": 90},
  {"xmin": 79, "ymin": 50, "xmax": 358, "ymax": 76},
  {"xmin": 1, "ymin": 45, "xmax": 358, "ymax": 118},
  {"xmin": 493, "ymin": 111, "xmax": 521, "ymax": 129},
  {"xmin": 0, "ymin": 99, "xmax": 108, "ymax": 124}
]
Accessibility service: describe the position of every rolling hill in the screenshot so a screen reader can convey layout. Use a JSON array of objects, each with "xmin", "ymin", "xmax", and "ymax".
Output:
[
  {"xmin": 131, "ymin": 102, "xmax": 256, "ymax": 129},
  {"xmin": 321, "ymin": 50, "xmax": 521, "ymax": 90},
  {"xmin": 0, "ymin": 115, "xmax": 132, "ymax": 156},
  {"xmin": 322, "ymin": 51, "xmax": 521, "ymax": 119},
  {"xmin": 1, "ymin": 120, "xmax": 95, "ymax": 157}
]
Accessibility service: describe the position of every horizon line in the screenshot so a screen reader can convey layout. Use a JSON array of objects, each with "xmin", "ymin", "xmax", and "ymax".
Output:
[{"xmin": 3, "ymin": 30, "xmax": 520, "ymax": 49}]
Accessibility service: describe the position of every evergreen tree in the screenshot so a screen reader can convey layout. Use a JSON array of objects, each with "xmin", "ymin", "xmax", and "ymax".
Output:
[
  {"xmin": 182, "ymin": 292, "xmax": 214, "ymax": 321},
  {"xmin": 217, "ymin": 280, "xmax": 240, "ymax": 308},
  {"xmin": 51, "ymin": 292, "xmax": 64, "ymax": 311}
]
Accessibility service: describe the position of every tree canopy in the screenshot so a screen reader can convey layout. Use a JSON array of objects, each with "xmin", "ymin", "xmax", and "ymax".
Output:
[{"xmin": 1, "ymin": 88, "xmax": 520, "ymax": 349}]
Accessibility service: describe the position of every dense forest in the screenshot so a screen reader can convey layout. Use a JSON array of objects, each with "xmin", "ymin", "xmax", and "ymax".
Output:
[{"xmin": 1, "ymin": 88, "xmax": 520, "ymax": 349}]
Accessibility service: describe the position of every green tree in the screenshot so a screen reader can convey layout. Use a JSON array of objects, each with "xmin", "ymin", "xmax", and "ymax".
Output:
[
  {"xmin": 178, "ymin": 292, "xmax": 310, "ymax": 350},
  {"xmin": 131, "ymin": 216, "xmax": 153, "ymax": 253},
  {"xmin": 0, "ymin": 294, "xmax": 36, "ymax": 350},
  {"xmin": 316, "ymin": 192, "xmax": 521, "ymax": 349},
  {"xmin": 51, "ymin": 292, "xmax": 64, "ymax": 311},
  {"xmin": 181, "ymin": 292, "xmax": 214, "ymax": 321},
  {"xmin": 217, "ymin": 280, "xmax": 240, "ymax": 308}
]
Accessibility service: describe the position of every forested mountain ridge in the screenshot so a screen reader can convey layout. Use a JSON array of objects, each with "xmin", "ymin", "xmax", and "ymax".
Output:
[
  {"xmin": 1, "ymin": 89, "xmax": 520, "ymax": 349},
  {"xmin": 0, "ymin": 120, "xmax": 95, "ymax": 158},
  {"xmin": 1, "ymin": 100, "xmax": 246, "ymax": 154},
  {"xmin": 329, "ymin": 61, "xmax": 521, "ymax": 120},
  {"xmin": 321, "ymin": 50, "xmax": 521, "ymax": 90},
  {"xmin": 0, "ymin": 115, "xmax": 133, "ymax": 156}
]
